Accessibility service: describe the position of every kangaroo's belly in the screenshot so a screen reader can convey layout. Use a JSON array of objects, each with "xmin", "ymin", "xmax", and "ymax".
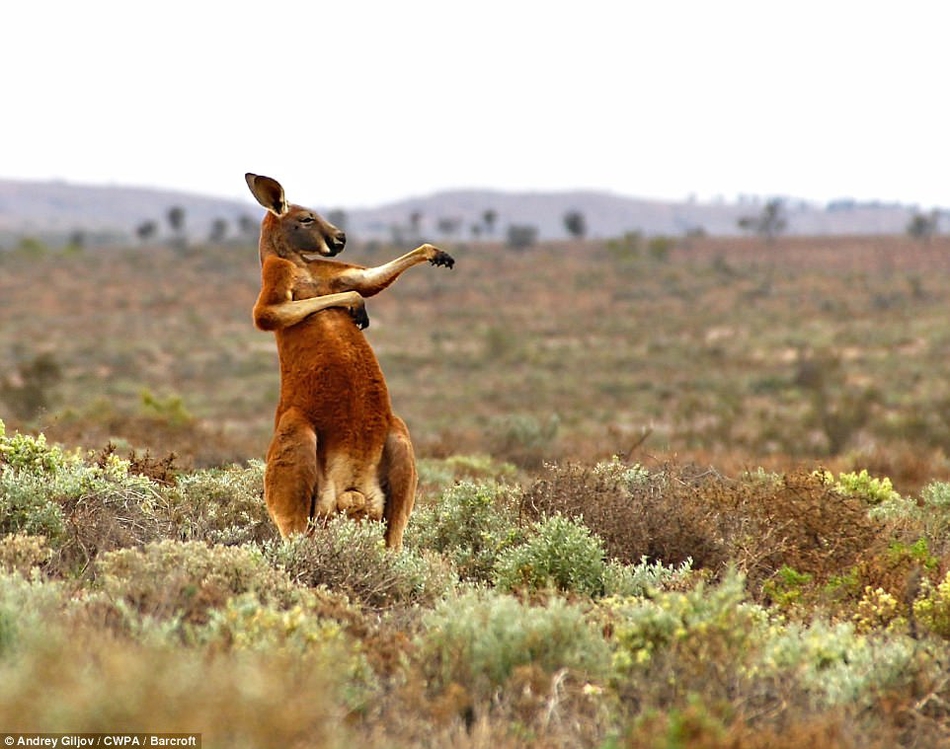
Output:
[{"xmin": 273, "ymin": 311, "xmax": 394, "ymax": 451}]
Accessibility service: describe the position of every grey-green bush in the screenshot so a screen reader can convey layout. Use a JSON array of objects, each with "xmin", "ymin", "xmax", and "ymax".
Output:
[
  {"xmin": 408, "ymin": 480, "xmax": 522, "ymax": 582},
  {"xmin": 494, "ymin": 514, "xmax": 606, "ymax": 595},
  {"xmin": 264, "ymin": 517, "xmax": 455, "ymax": 609},
  {"xmin": 419, "ymin": 589, "xmax": 610, "ymax": 699}
]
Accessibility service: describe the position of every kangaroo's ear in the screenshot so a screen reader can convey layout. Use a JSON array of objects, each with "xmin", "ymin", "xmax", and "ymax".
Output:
[{"xmin": 245, "ymin": 173, "xmax": 288, "ymax": 216}]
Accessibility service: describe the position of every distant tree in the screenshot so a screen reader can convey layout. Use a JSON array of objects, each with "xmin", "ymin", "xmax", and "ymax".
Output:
[
  {"xmin": 209, "ymin": 218, "xmax": 228, "ymax": 243},
  {"xmin": 563, "ymin": 210, "xmax": 587, "ymax": 239},
  {"xmin": 136, "ymin": 221, "xmax": 158, "ymax": 243},
  {"xmin": 470, "ymin": 223, "xmax": 483, "ymax": 240},
  {"xmin": 737, "ymin": 198, "xmax": 787, "ymax": 240},
  {"xmin": 409, "ymin": 210, "xmax": 423, "ymax": 237},
  {"xmin": 437, "ymin": 217, "xmax": 461, "ymax": 241},
  {"xmin": 167, "ymin": 205, "xmax": 186, "ymax": 235},
  {"xmin": 66, "ymin": 230, "xmax": 86, "ymax": 251},
  {"xmin": 389, "ymin": 224, "xmax": 407, "ymax": 247},
  {"xmin": 238, "ymin": 214, "xmax": 258, "ymax": 237},
  {"xmin": 506, "ymin": 224, "xmax": 538, "ymax": 250},
  {"xmin": 907, "ymin": 210, "xmax": 939, "ymax": 240},
  {"xmin": 482, "ymin": 209, "xmax": 497, "ymax": 237},
  {"xmin": 166, "ymin": 205, "xmax": 187, "ymax": 253}
]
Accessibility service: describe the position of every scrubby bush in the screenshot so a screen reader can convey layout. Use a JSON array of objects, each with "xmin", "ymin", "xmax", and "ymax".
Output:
[
  {"xmin": 0, "ymin": 352, "xmax": 61, "ymax": 420},
  {"xmin": 0, "ymin": 569, "xmax": 65, "ymax": 657},
  {"xmin": 264, "ymin": 517, "xmax": 455, "ymax": 609},
  {"xmin": 204, "ymin": 592, "xmax": 380, "ymax": 713},
  {"xmin": 93, "ymin": 540, "xmax": 293, "ymax": 635},
  {"xmin": 913, "ymin": 569, "xmax": 950, "ymax": 638},
  {"xmin": 824, "ymin": 468, "xmax": 900, "ymax": 505},
  {"xmin": 161, "ymin": 461, "xmax": 274, "ymax": 545},
  {"xmin": 601, "ymin": 570, "xmax": 764, "ymax": 682},
  {"xmin": 0, "ymin": 534, "xmax": 52, "ymax": 576},
  {"xmin": 408, "ymin": 480, "xmax": 521, "ymax": 582},
  {"xmin": 524, "ymin": 462, "xmax": 882, "ymax": 598},
  {"xmin": 487, "ymin": 412, "xmax": 559, "ymax": 468},
  {"xmin": 602, "ymin": 556, "xmax": 695, "ymax": 598},
  {"xmin": 0, "ymin": 624, "xmax": 353, "ymax": 748},
  {"xmin": 419, "ymin": 589, "xmax": 610, "ymax": 700},
  {"xmin": 494, "ymin": 514, "xmax": 606, "ymax": 595},
  {"xmin": 0, "ymin": 471, "xmax": 67, "ymax": 542},
  {"xmin": 757, "ymin": 618, "xmax": 916, "ymax": 708},
  {"xmin": 0, "ymin": 425, "xmax": 169, "ymax": 572},
  {"xmin": 0, "ymin": 425, "xmax": 71, "ymax": 473},
  {"xmin": 416, "ymin": 454, "xmax": 517, "ymax": 491}
]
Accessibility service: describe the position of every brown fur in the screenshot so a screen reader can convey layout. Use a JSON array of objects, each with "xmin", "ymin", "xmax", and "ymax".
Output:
[{"xmin": 245, "ymin": 173, "xmax": 454, "ymax": 548}]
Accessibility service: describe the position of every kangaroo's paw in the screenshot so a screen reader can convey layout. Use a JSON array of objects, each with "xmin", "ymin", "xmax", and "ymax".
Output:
[
  {"xmin": 351, "ymin": 304, "xmax": 370, "ymax": 329},
  {"xmin": 428, "ymin": 248, "xmax": 455, "ymax": 269},
  {"xmin": 345, "ymin": 293, "xmax": 370, "ymax": 329}
]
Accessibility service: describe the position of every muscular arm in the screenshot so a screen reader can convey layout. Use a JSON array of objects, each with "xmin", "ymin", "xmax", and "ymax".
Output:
[
  {"xmin": 253, "ymin": 257, "xmax": 367, "ymax": 331},
  {"xmin": 327, "ymin": 243, "xmax": 454, "ymax": 298}
]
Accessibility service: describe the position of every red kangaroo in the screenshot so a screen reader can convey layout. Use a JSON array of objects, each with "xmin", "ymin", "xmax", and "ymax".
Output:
[{"xmin": 245, "ymin": 173, "xmax": 454, "ymax": 548}]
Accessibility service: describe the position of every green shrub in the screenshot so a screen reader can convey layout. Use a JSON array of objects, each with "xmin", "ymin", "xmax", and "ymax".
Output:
[
  {"xmin": 94, "ymin": 540, "xmax": 293, "ymax": 636},
  {"xmin": 871, "ymin": 480, "xmax": 950, "ymax": 554},
  {"xmin": 0, "ymin": 427, "xmax": 74, "ymax": 473},
  {"xmin": 913, "ymin": 570, "xmax": 950, "ymax": 638},
  {"xmin": 0, "ymin": 626, "xmax": 352, "ymax": 747},
  {"xmin": 757, "ymin": 618, "xmax": 915, "ymax": 707},
  {"xmin": 139, "ymin": 388, "xmax": 193, "ymax": 427},
  {"xmin": 0, "ymin": 425, "xmax": 171, "ymax": 573},
  {"xmin": 762, "ymin": 565, "xmax": 814, "ymax": 609},
  {"xmin": 160, "ymin": 461, "xmax": 274, "ymax": 545},
  {"xmin": 603, "ymin": 556, "xmax": 694, "ymax": 598},
  {"xmin": 591, "ymin": 456, "xmax": 651, "ymax": 490},
  {"xmin": 0, "ymin": 571, "xmax": 65, "ymax": 657},
  {"xmin": 606, "ymin": 231, "xmax": 643, "ymax": 262},
  {"xmin": 487, "ymin": 413, "xmax": 559, "ymax": 468},
  {"xmin": 264, "ymin": 517, "xmax": 455, "ymax": 609},
  {"xmin": 419, "ymin": 589, "xmax": 610, "ymax": 699},
  {"xmin": 647, "ymin": 235, "xmax": 675, "ymax": 262},
  {"xmin": 494, "ymin": 514, "xmax": 606, "ymax": 596},
  {"xmin": 416, "ymin": 454, "xmax": 517, "ymax": 490},
  {"xmin": 0, "ymin": 534, "xmax": 52, "ymax": 576},
  {"xmin": 824, "ymin": 468, "xmax": 900, "ymax": 505},
  {"xmin": 205, "ymin": 592, "xmax": 379, "ymax": 713},
  {"xmin": 601, "ymin": 569, "xmax": 763, "ymax": 677},
  {"xmin": 0, "ymin": 471, "xmax": 67, "ymax": 542},
  {"xmin": 408, "ymin": 480, "xmax": 522, "ymax": 582}
]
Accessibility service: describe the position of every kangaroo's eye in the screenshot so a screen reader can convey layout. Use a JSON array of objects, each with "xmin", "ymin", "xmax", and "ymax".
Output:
[{"xmin": 299, "ymin": 216, "xmax": 314, "ymax": 226}]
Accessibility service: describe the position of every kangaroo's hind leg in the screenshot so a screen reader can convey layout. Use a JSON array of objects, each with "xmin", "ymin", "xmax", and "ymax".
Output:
[
  {"xmin": 379, "ymin": 416, "xmax": 417, "ymax": 549},
  {"xmin": 264, "ymin": 409, "xmax": 318, "ymax": 537}
]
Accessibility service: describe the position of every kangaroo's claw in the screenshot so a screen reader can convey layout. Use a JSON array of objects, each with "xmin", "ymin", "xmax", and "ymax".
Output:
[
  {"xmin": 429, "ymin": 250, "xmax": 455, "ymax": 269},
  {"xmin": 351, "ymin": 305, "xmax": 370, "ymax": 330}
]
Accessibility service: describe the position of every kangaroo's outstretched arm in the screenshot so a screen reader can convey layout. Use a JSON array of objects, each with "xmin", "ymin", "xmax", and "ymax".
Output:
[
  {"xmin": 254, "ymin": 257, "xmax": 368, "ymax": 331},
  {"xmin": 330, "ymin": 243, "xmax": 454, "ymax": 298}
]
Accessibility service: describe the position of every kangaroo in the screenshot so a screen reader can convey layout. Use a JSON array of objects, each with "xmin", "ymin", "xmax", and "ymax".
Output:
[{"xmin": 245, "ymin": 173, "xmax": 454, "ymax": 548}]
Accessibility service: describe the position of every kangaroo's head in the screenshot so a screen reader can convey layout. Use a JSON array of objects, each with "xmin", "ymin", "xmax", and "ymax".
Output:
[{"xmin": 245, "ymin": 173, "xmax": 346, "ymax": 265}]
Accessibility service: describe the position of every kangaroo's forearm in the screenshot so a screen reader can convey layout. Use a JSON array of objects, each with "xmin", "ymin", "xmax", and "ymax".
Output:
[
  {"xmin": 341, "ymin": 244, "xmax": 453, "ymax": 297},
  {"xmin": 254, "ymin": 291, "xmax": 359, "ymax": 331}
]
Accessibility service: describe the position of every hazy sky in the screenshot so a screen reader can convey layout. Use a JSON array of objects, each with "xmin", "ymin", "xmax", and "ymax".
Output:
[{"xmin": 3, "ymin": 1, "xmax": 947, "ymax": 209}]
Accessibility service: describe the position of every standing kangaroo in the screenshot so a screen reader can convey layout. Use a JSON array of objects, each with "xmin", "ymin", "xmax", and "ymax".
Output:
[{"xmin": 246, "ymin": 173, "xmax": 454, "ymax": 548}]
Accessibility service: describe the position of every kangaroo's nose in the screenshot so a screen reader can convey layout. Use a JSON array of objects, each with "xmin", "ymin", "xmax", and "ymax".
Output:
[{"xmin": 333, "ymin": 231, "xmax": 346, "ymax": 250}]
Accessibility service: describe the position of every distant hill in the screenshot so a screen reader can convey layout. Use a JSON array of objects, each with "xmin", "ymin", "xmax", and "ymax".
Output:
[{"xmin": 0, "ymin": 178, "xmax": 934, "ymax": 246}]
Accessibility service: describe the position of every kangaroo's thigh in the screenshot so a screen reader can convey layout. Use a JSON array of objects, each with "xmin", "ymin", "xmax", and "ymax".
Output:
[
  {"xmin": 379, "ymin": 416, "xmax": 417, "ymax": 549},
  {"xmin": 265, "ymin": 409, "xmax": 318, "ymax": 537}
]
